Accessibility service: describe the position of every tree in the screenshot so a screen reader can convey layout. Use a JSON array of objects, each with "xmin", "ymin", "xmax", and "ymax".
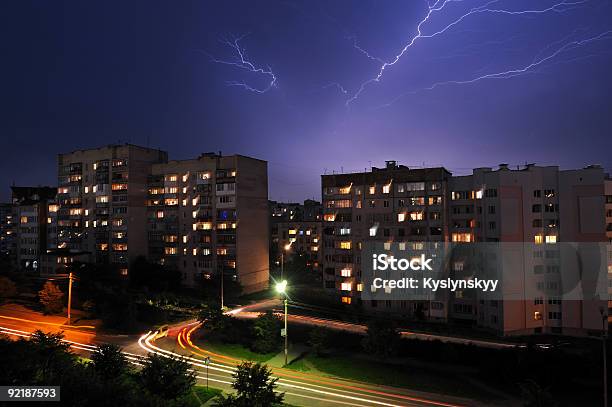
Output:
[
  {"xmin": 38, "ymin": 281, "xmax": 64, "ymax": 314},
  {"xmin": 362, "ymin": 319, "xmax": 400, "ymax": 359},
  {"xmin": 91, "ymin": 344, "xmax": 128, "ymax": 380},
  {"xmin": 213, "ymin": 362, "xmax": 284, "ymax": 407},
  {"xmin": 519, "ymin": 380, "xmax": 558, "ymax": 407},
  {"xmin": 198, "ymin": 301, "xmax": 230, "ymax": 332},
  {"xmin": 308, "ymin": 327, "xmax": 330, "ymax": 356},
  {"xmin": 139, "ymin": 353, "xmax": 195, "ymax": 401},
  {"xmin": 0, "ymin": 276, "xmax": 17, "ymax": 302},
  {"xmin": 252, "ymin": 311, "xmax": 280, "ymax": 354}
]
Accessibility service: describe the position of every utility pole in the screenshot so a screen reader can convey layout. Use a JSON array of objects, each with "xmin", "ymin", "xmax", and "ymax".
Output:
[
  {"xmin": 220, "ymin": 270, "xmax": 224, "ymax": 309},
  {"xmin": 67, "ymin": 272, "xmax": 73, "ymax": 325},
  {"xmin": 284, "ymin": 296, "xmax": 288, "ymax": 366}
]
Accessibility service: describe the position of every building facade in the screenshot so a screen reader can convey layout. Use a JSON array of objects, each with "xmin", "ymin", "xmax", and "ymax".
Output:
[
  {"xmin": 321, "ymin": 161, "xmax": 451, "ymax": 310},
  {"xmin": 11, "ymin": 186, "xmax": 58, "ymax": 273},
  {"xmin": 0, "ymin": 203, "xmax": 15, "ymax": 260},
  {"xmin": 57, "ymin": 144, "xmax": 168, "ymax": 275},
  {"xmin": 272, "ymin": 200, "xmax": 323, "ymax": 276},
  {"xmin": 146, "ymin": 153, "xmax": 269, "ymax": 293},
  {"xmin": 321, "ymin": 162, "xmax": 609, "ymax": 336}
]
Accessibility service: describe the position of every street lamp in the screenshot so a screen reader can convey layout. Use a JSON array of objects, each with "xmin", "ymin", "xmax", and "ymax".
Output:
[
  {"xmin": 281, "ymin": 243, "xmax": 291, "ymax": 279},
  {"xmin": 276, "ymin": 279, "xmax": 288, "ymax": 366}
]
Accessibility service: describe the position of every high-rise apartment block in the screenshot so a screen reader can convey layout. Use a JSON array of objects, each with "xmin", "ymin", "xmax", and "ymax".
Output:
[
  {"xmin": 146, "ymin": 153, "xmax": 269, "ymax": 293},
  {"xmin": 0, "ymin": 203, "xmax": 15, "ymax": 259},
  {"xmin": 322, "ymin": 161, "xmax": 609, "ymax": 336},
  {"xmin": 57, "ymin": 144, "xmax": 168, "ymax": 275},
  {"xmin": 54, "ymin": 145, "xmax": 269, "ymax": 293},
  {"xmin": 11, "ymin": 186, "xmax": 58, "ymax": 273}
]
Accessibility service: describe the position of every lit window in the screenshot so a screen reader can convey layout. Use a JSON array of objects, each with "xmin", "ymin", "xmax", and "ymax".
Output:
[
  {"xmin": 165, "ymin": 174, "xmax": 178, "ymax": 182},
  {"xmin": 341, "ymin": 296, "xmax": 352, "ymax": 304},
  {"xmin": 398, "ymin": 242, "xmax": 406, "ymax": 251},
  {"xmin": 341, "ymin": 268, "xmax": 351, "ymax": 277},
  {"xmin": 475, "ymin": 189, "xmax": 483, "ymax": 199},
  {"xmin": 384, "ymin": 242, "xmax": 391, "ymax": 250},
  {"xmin": 357, "ymin": 283, "xmax": 363, "ymax": 292},
  {"xmin": 182, "ymin": 173, "xmax": 189, "ymax": 182},
  {"xmin": 217, "ymin": 248, "xmax": 228, "ymax": 256},
  {"xmin": 111, "ymin": 183, "xmax": 128, "ymax": 191},
  {"xmin": 311, "ymin": 246, "xmax": 318, "ymax": 252},
  {"xmin": 369, "ymin": 185, "xmax": 376, "ymax": 195},
  {"xmin": 410, "ymin": 211, "xmax": 424, "ymax": 221},
  {"xmin": 382, "ymin": 184, "xmax": 391, "ymax": 194},
  {"xmin": 84, "ymin": 186, "xmax": 89, "ymax": 194},
  {"xmin": 112, "ymin": 243, "xmax": 128, "ymax": 251},
  {"xmin": 48, "ymin": 204, "xmax": 58, "ymax": 212},
  {"xmin": 451, "ymin": 233, "xmax": 473, "ymax": 243},
  {"xmin": 339, "ymin": 184, "xmax": 352, "ymax": 194},
  {"xmin": 288, "ymin": 229, "xmax": 297, "ymax": 235},
  {"xmin": 20, "ymin": 216, "xmax": 28, "ymax": 224},
  {"xmin": 339, "ymin": 241, "xmax": 351, "ymax": 250},
  {"xmin": 398, "ymin": 213, "xmax": 406, "ymax": 222},
  {"xmin": 341, "ymin": 282, "xmax": 352, "ymax": 291},
  {"xmin": 324, "ymin": 214, "xmax": 336, "ymax": 222},
  {"xmin": 193, "ymin": 248, "xmax": 197, "ymax": 256},
  {"xmin": 369, "ymin": 226, "xmax": 377, "ymax": 237},
  {"xmin": 534, "ymin": 234, "xmax": 543, "ymax": 244},
  {"xmin": 182, "ymin": 235, "xmax": 188, "ymax": 243},
  {"xmin": 164, "ymin": 247, "xmax": 177, "ymax": 255},
  {"xmin": 156, "ymin": 211, "xmax": 164, "ymax": 219},
  {"xmin": 545, "ymin": 235, "xmax": 557, "ymax": 244}
]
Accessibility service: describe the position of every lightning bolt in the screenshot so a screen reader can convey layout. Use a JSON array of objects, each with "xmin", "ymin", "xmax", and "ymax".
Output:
[
  {"xmin": 204, "ymin": 35, "xmax": 277, "ymax": 94},
  {"xmin": 376, "ymin": 30, "xmax": 612, "ymax": 109},
  {"xmin": 321, "ymin": 82, "xmax": 348, "ymax": 94},
  {"xmin": 345, "ymin": 0, "xmax": 590, "ymax": 106},
  {"xmin": 347, "ymin": 36, "xmax": 387, "ymax": 64}
]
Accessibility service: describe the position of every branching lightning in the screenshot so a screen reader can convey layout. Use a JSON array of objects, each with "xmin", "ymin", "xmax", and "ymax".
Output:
[
  {"xmin": 375, "ymin": 29, "xmax": 612, "ymax": 109},
  {"xmin": 345, "ymin": 0, "xmax": 592, "ymax": 106},
  {"xmin": 205, "ymin": 35, "xmax": 277, "ymax": 94}
]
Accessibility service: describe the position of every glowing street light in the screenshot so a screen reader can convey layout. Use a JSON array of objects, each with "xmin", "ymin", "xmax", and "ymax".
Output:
[{"xmin": 276, "ymin": 279, "xmax": 289, "ymax": 366}]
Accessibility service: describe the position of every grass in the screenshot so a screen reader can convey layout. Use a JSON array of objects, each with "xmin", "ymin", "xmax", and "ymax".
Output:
[
  {"xmin": 189, "ymin": 386, "xmax": 222, "ymax": 405},
  {"xmin": 303, "ymin": 354, "xmax": 496, "ymax": 400},
  {"xmin": 200, "ymin": 340, "xmax": 277, "ymax": 363},
  {"xmin": 285, "ymin": 357, "xmax": 311, "ymax": 372}
]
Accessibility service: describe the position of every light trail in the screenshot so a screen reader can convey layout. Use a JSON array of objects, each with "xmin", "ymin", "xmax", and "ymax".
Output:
[{"xmin": 177, "ymin": 324, "xmax": 466, "ymax": 407}]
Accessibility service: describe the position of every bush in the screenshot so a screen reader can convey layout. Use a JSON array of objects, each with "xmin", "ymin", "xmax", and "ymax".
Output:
[{"xmin": 38, "ymin": 281, "xmax": 64, "ymax": 314}]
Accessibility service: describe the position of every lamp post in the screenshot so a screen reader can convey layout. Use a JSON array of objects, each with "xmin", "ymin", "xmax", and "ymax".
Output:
[
  {"xmin": 276, "ymin": 280, "xmax": 288, "ymax": 366},
  {"xmin": 204, "ymin": 356, "xmax": 211, "ymax": 390},
  {"xmin": 67, "ymin": 272, "xmax": 74, "ymax": 325},
  {"xmin": 281, "ymin": 243, "xmax": 291, "ymax": 279},
  {"xmin": 600, "ymin": 307, "xmax": 607, "ymax": 407}
]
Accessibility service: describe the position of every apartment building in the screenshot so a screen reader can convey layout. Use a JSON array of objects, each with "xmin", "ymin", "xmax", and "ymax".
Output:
[
  {"xmin": 272, "ymin": 200, "xmax": 323, "ymax": 275},
  {"xmin": 321, "ymin": 161, "xmax": 451, "ymax": 311},
  {"xmin": 321, "ymin": 162, "xmax": 609, "ymax": 336},
  {"xmin": 146, "ymin": 153, "xmax": 269, "ymax": 294},
  {"xmin": 449, "ymin": 164, "xmax": 607, "ymax": 336},
  {"xmin": 57, "ymin": 144, "xmax": 168, "ymax": 275},
  {"xmin": 11, "ymin": 186, "xmax": 58, "ymax": 273},
  {"xmin": 0, "ymin": 203, "xmax": 15, "ymax": 259}
]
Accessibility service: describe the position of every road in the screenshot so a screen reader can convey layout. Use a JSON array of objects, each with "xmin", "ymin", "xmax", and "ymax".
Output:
[
  {"xmin": 0, "ymin": 303, "xmax": 512, "ymax": 407},
  {"xmin": 227, "ymin": 299, "xmax": 523, "ymax": 350},
  {"xmin": 143, "ymin": 321, "xmax": 482, "ymax": 407}
]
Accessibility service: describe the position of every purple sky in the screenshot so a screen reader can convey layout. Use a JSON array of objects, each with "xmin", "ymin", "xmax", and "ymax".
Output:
[{"xmin": 1, "ymin": 0, "xmax": 611, "ymax": 202}]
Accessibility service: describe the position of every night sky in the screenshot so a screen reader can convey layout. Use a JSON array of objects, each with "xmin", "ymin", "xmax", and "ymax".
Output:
[{"xmin": 1, "ymin": 0, "xmax": 611, "ymax": 202}]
